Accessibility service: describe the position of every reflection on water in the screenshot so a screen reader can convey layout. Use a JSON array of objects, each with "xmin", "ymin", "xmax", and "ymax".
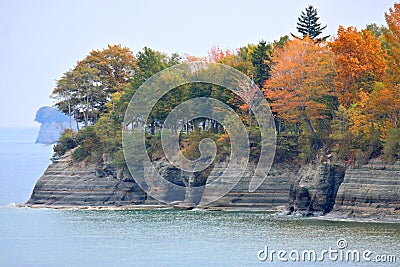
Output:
[{"xmin": 0, "ymin": 208, "xmax": 399, "ymax": 266}]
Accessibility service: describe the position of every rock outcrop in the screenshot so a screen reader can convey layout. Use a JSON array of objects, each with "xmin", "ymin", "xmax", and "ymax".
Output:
[
  {"xmin": 200, "ymin": 163, "xmax": 296, "ymax": 209},
  {"xmin": 26, "ymin": 151, "xmax": 400, "ymax": 220},
  {"xmin": 26, "ymin": 152, "xmax": 146, "ymax": 207},
  {"xmin": 288, "ymin": 162, "xmax": 345, "ymax": 215},
  {"xmin": 26, "ymin": 154, "xmax": 296, "ymax": 209},
  {"xmin": 333, "ymin": 160, "xmax": 400, "ymax": 218},
  {"xmin": 34, "ymin": 106, "xmax": 77, "ymax": 144}
]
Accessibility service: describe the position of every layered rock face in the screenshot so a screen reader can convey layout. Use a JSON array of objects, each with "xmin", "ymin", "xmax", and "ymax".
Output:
[
  {"xmin": 333, "ymin": 161, "xmax": 400, "ymax": 218},
  {"xmin": 27, "ymin": 151, "xmax": 400, "ymax": 219},
  {"xmin": 26, "ymin": 153, "xmax": 146, "ymax": 207},
  {"xmin": 288, "ymin": 163, "xmax": 345, "ymax": 215},
  {"xmin": 200, "ymin": 163, "xmax": 296, "ymax": 209},
  {"xmin": 121, "ymin": 162, "xmax": 295, "ymax": 209},
  {"xmin": 26, "ymin": 155, "xmax": 296, "ymax": 209}
]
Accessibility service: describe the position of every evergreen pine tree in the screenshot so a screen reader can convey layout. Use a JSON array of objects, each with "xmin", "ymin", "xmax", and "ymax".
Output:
[
  {"xmin": 292, "ymin": 5, "xmax": 329, "ymax": 41},
  {"xmin": 251, "ymin": 40, "xmax": 273, "ymax": 87}
]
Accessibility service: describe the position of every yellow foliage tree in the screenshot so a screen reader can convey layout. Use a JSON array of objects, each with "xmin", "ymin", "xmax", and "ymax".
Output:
[{"xmin": 330, "ymin": 26, "xmax": 386, "ymax": 107}]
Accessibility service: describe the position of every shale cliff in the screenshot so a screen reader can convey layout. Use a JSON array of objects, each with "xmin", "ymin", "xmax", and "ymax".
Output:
[
  {"xmin": 26, "ymin": 153, "xmax": 400, "ymax": 219},
  {"xmin": 333, "ymin": 160, "xmax": 400, "ymax": 218},
  {"xmin": 26, "ymin": 152, "xmax": 146, "ymax": 207},
  {"xmin": 288, "ymin": 162, "xmax": 345, "ymax": 215},
  {"xmin": 26, "ymin": 152, "xmax": 295, "ymax": 209}
]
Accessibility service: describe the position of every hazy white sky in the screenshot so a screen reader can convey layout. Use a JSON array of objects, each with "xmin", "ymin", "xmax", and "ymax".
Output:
[{"xmin": 0, "ymin": 0, "xmax": 396, "ymax": 127}]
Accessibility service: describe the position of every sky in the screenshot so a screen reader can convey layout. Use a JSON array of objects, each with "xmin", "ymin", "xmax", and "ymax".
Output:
[{"xmin": 0, "ymin": 0, "xmax": 396, "ymax": 128}]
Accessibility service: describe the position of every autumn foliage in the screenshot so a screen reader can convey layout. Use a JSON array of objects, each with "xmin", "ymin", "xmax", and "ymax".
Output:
[
  {"xmin": 263, "ymin": 37, "xmax": 335, "ymax": 139},
  {"xmin": 329, "ymin": 26, "xmax": 386, "ymax": 107},
  {"xmin": 52, "ymin": 3, "xmax": 400, "ymax": 165},
  {"xmin": 262, "ymin": 3, "xmax": 400, "ymax": 163}
]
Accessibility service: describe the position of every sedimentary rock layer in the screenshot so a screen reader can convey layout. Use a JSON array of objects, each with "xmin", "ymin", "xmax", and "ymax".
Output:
[
  {"xmin": 333, "ymin": 161, "xmax": 400, "ymax": 217},
  {"xmin": 26, "ymin": 153, "xmax": 146, "ymax": 206}
]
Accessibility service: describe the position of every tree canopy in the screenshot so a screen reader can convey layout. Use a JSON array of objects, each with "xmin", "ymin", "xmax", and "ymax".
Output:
[{"xmin": 51, "ymin": 3, "xmax": 400, "ymax": 165}]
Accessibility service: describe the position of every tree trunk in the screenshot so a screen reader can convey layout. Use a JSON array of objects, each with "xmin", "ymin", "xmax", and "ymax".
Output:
[
  {"xmin": 249, "ymin": 109, "xmax": 252, "ymax": 128},
  {"xmin": 278, "ymin": 117, "xmax": 282, "ymax": 134},
  {"xmin": 68, "ymin": 100, "xmax": 72, "ymax": 130},
  {"xmin": 303, "ymin": 115, "xmax": 318, "ymax": 139},
  {"xmin": 150, "ymin": 121, "xmax": 155, "ymax": 135}
]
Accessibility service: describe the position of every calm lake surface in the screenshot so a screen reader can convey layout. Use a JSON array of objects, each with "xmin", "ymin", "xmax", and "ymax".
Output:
[{"xmin": 0, "ymin": 129, "xmax": 399, "ymax": 266}]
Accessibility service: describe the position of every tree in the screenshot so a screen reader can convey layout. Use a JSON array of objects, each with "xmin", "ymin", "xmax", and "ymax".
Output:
[
  {"xmin": 263, "ymin": 37, "xmax": 336, "ymax": 142},
  {"xmin": 207, "ymin": 46, "xmax": 231, "ymax": 63},
  {"xmin": 116, "ymin": 47, "xmax": 180, "ymax": 134},
  {"xmin": 273, "ymin": 35, "xmax": 290, "ymax": 49},
  {"xmin": 52, "ymin": 45, "xmax": 137, "ymax": 127},
  {"xmin": 250, "ymin": 40, "xmax": 273, "ymax": 87},
  {"xmin": 330, "ymin": 26, "xmax": 387, "ymax": 107},
  {"xmin": 365, "ymin": 23, "xmax": 390, "ymax": 39},
  {"xmin": 385, "ymin": 3, "xmax": 400, "ymax": 85},
  {"xmin": 369, "ymin": 83, "xmax": 400, "ymax": 134},
  {"xmin": 292, "ymin": 5, "xmax": 329, "ymax": 41},
  {"xmin": 52, "ymin": 65, "xmax": 106, "ymax": 126},
  {"xmin": 82, "ymin": 45, "xmax": 136, "ymax": 94},
  {"xmin": 383, "ymin": 128, "xmax": 400, "ymax": 163}
]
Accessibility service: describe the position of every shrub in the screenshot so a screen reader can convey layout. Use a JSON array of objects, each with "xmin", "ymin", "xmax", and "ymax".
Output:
[
  {"xmin": 383, "ymin": 128, "xmax": 400, "ymax": 164},
  {"xmin": 72, "ymin": 126, "xmax": 101, "ymax": 162},
  {"xmin": 52, "ymin": 129, "xmax": 77, "ymax": 160}
]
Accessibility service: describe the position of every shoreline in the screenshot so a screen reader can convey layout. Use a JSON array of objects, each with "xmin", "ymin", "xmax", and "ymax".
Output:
[{"xmin": 17, "ymin": 203, "xmax": 400, "ymax": 224}]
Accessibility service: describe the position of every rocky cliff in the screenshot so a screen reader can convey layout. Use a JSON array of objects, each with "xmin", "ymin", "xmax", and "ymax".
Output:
[
  {"xmin": 200, "ymin": 163, "xmax": 296, "ymax": 209},
  {"xmin": 26, "ymin": 153, "xmax": 296, "ymax": 209},
  {"xmin": 332, "ymin": 160, "xmax": 400, "ymax": 219},
  {"xmin": 26, "ymin": 153, "xmax": 400, "ymax": 219},
  {"xmin": 34, "ymin": 106, "xmax": 77, "ymax": 144},
  {"xmin": 288, "ymin": 162, "xmax": 345, "ymax": 215},
  {"xmin": 26, "ymin": 152, "xmax": 146, "ymax": 207}
]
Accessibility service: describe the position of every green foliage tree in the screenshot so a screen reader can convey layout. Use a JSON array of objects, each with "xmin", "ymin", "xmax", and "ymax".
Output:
[
  {"xmin": 292, "ymin": 5, "xmax": 329, "ymax": 41},
  {"xmin": 52, "ymin": 45, "xmax": 136, "ymax": 127},
  {"xmin": 250, "ymin": 40, "xmax": 273, "ymax": 87},
  {"xmin": 383, "ymin": 128, "xmax": 400, "ymax": 163},
  {"xmin": 52, "ymin": 129, "xmax": 77, "ymax": 160},
  {"xmin": 52, "ymin": 66, "xmax": 106, "ymax": 126}
]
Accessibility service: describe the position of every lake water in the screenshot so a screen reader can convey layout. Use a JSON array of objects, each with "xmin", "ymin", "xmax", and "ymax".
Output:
[{"xmin": 0, "ymin": 129, "xmax": 399, "ymax": 266}]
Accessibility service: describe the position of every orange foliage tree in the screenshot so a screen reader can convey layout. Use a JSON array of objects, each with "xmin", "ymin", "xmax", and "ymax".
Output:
[
  {"xmin": 379, "ymin": 2, "xmax": 400, "ymax": 132},
  {"xmin": 329, "ymin": 26, "xmax": 386, "ymax": 107},
  {"xmin": 360, "ymin": 3, "xmax": 400, "ymax": 136},
  {"xmin": 369, "ymin": 84, "xmax": 400, "ymax": 133},
  {"xmin": 207, "ymin": 46, "xmax": 232, "ymax": 63},
  {"xmin": 263, "ymin": 37, "xmax": 336, "ymax": 140},
  {"xmin": 385, "ymin": 3, "xmax": 400, "ymax": 85}
]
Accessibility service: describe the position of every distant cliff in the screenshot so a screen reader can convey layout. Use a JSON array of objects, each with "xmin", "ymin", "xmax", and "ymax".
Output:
[{"xmin": 34, "ymin": 106, "xmax": 77, "ymax": 144}]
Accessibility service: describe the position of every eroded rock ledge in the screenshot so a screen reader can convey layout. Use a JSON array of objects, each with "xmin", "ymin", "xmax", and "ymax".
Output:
[
  {"xmin": 26, "ymin": 153, "xmax": 146, "ymax": 207},
  {"xmin": 26, "ymin": 153, "xmax": 400, "ymax": 220},
  {"xmin": 333, "ymin": 160, "xmax": 400, "ymax": 219}
]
